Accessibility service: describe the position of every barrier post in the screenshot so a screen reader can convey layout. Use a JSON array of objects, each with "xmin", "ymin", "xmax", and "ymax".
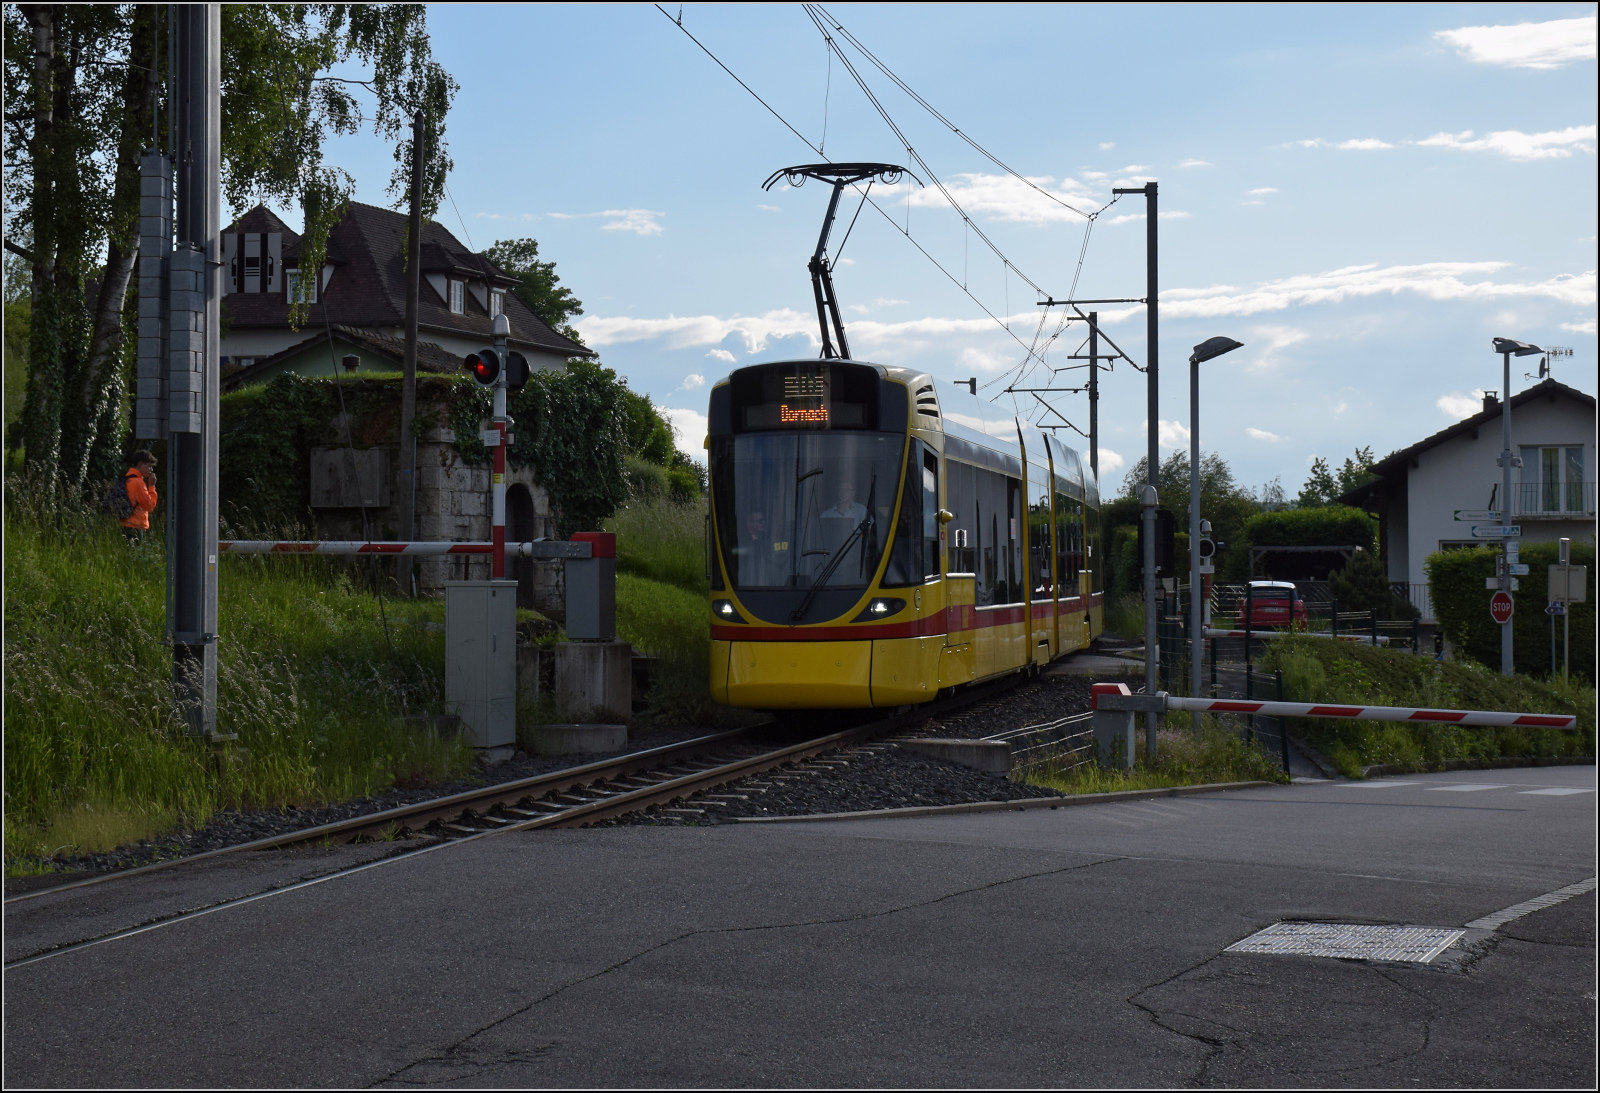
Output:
[{"xmin": 1276, "ymin": 669, "xmax": 1288, "ymax": 773}]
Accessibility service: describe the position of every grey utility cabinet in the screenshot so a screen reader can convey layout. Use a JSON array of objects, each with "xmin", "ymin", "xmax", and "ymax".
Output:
[{"xmin": 445, "ymin": 579, "xmax": 517, "ymax": 748}]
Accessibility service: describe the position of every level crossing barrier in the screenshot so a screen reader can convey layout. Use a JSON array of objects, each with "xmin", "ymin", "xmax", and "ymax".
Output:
[
  {"xmin": 219, "ymin": 540, "xmax": 592, "ymax": 558},
  {"xmin": 1089, "ymin": 682, "xmax": 1578, "ymax": 772}
]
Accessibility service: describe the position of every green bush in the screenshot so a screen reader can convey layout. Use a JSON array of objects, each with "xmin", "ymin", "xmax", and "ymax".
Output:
[
  {"xmin": 1327, "ymin": 547, "xmax": 1418, "ymax": 619},
  {"xmin": 1242, "ymin": 505, "xmax": 1376, "ymax": 550},
  {"xmin": 1427, "ymin": 539, "xmax": 1595, "ymax": 680},
  {"xmin": 1261, "ymin": 634, "xmax": 1594, "ymax": 774}
]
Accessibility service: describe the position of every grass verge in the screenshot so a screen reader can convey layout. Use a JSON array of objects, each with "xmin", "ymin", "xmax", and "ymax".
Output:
[
  {"xmin": 1017, "ymin": 718, "xmax": 1288, "ymax": 795},
  {"xmin": 3, "ymin": 482, "xmax": 472, "ymax": 870},
  {"xmin": 1260, "ymin": 634, "xmax": 1595, "ymax": 776}
]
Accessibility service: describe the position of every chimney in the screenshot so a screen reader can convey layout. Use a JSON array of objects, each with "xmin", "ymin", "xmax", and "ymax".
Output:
[{"xmin": 1481, "ymin": 391, "xmax": 1499, "ymax": 414}]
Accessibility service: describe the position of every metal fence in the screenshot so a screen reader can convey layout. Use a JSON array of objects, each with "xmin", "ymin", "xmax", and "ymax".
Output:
[{"xmin": 990, "ymin": 712, "xmax": 1096, "ymax": 771}]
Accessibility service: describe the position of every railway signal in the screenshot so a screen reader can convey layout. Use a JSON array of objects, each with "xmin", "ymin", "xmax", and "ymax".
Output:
[
  {"xmin": 505, "ymin": 351, "xmax": 530, "ymax": 393},
  {"xmin": 464, "ymin": 348, "xmax": 501, "ymax": 386}
]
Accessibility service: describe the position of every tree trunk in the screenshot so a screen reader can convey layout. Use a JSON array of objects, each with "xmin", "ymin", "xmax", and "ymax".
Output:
[
  {"xmin": 61, "ymin": 6, "xmax": 150, "ymax": 488},
  {"xmin": 18, "ymin": 4, "xmax": 60, "ymax": 474}
]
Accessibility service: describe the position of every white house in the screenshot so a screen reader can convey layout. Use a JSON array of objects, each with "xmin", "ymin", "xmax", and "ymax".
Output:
[{"xmin": 1339, "ymin": 377, "xmax": 1596, "ymax": 621}]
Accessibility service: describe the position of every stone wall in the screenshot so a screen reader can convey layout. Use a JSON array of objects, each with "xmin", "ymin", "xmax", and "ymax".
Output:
[{"xmin": 309, "ymin": 412, "xmax": 564, "ymax": 609}]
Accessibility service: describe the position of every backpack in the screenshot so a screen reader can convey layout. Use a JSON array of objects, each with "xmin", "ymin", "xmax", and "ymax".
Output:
[{"xmin": 101, "ymin": 473, "xmax": 135, "ymax": 520}]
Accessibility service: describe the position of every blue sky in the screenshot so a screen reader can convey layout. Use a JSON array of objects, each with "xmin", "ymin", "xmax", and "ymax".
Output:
[{"xmin": 296, "ymin": 3, "xmax": 1597, "ymax": 495}]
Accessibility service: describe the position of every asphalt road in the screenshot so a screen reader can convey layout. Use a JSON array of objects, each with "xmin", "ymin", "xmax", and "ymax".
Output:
[{"xmin": 5, "ymin": 764, "xmax": 1594, "ymax": 1088}]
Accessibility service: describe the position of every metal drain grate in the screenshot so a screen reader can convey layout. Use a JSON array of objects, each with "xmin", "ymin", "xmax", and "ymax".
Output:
[{"xmin": 1225, "ymin": 922, "xmax": 1465, "ymax": 963}]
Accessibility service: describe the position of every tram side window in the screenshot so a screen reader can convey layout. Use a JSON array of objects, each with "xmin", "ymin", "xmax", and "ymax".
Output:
[
  {"xmin": 946, "ymin": 460, "xmax": 976, "ymax": 575},
  {"xmin": 975, "ymin": 467, "xmax": 1020, "ymax": 606},
  {"xmin": 1028, "ymin": 472, "xmax": 1052, "ymax": 597},
  {"xmin": 1053, "ymin": 494, "xmax": 1083, "ymax": 597}
]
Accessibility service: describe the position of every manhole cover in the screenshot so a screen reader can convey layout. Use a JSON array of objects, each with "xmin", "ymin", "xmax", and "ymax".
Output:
[{"xmin": 1225, "ymin": 922, "xmax": 1465, "ymax": 963}]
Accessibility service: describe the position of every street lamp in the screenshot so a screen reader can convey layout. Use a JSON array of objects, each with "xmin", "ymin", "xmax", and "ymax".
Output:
[
  {"xmin": 1189, "ymin": 336, "xmax": 1243, "ymax": 699},
  {"xmin": 1491, "ymin": 336, "xmax": 1541, "ymax": 677}
]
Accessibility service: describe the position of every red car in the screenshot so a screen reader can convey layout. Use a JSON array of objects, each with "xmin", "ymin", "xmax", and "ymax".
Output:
[{"xmin": 1241, "ymin": 580, "xmax": 1309, "ymax": 629}]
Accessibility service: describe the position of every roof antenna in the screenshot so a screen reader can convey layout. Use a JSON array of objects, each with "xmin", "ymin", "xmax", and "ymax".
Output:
[{"xmin": 763, "ymin": 162, "xmax": 921, "ymax": 360}]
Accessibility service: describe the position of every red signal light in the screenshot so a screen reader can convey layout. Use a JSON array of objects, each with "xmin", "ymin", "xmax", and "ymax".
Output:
[{"xmin": 463, "ymin": 349, "xmax": 500, "ymax": 386}]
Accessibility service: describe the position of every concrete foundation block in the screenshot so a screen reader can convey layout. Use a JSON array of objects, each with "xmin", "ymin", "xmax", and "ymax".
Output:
[
  {"xmin": 554, "ymin": 640, "xmax": 632, "ymax": 722},
  {"xmin": 899, "ymin": 738, "xmax": 1013, "ymax": 773},
  {"xmin": 532, "ymin": 723, "xmax": 626, "ymax": 756}
]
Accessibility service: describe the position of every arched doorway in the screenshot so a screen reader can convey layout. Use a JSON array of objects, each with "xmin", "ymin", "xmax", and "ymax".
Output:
[{"xmin": 507, "ymin": 483, "xmax": 538, "ymax": 609}]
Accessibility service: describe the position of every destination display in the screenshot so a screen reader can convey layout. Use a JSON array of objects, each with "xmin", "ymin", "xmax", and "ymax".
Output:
[{"xmin": 730, "ymin": 362, "xmax": 879, "ymax": 431}]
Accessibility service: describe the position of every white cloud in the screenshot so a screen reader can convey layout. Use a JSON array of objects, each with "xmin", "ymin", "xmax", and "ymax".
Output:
[
  {"xmin": 1107, "ymin": 210, "xmax": 1192, "ymax": 226},
  {"xmin": 680, "ymin": 373, "xmax": 707, "ymax": 389},
  {"xmin": 1098, "ymin": 142, "xmax": 1116, "ymax": 150},
  {"xmin": 660, "ymin": 407, "xmax": 709, "ymax": 463},
  {"xmin": 1246, "ymin": 427, "xmax": 1282, "ymax": 442},
  {"xmin": 878, "ymin": 172, "xmax": 1098, "ymax": 225},
  {"xmin": 1090, "ymin": 262, "xmax": 1596, "ymax": 325},
  {"xmin": 600, "ymin": 209, "xmax": 665, "ymax": 235},
  {"xmin": 836, "ymin": 257, "xmax": 856, "ymax": 266},
  {"xmin": 704, "ymin": 349, "xmax": 735, "ymax": 363},
  {"xmin": 756, "ymin": 203, "xmax": 780, "ymax": 211},
  {"xmin": 846, "ymin": 304, "xmax": 870, "ymax": 314},
  {"xmin": 1117, "ymin": 164, "xmax": 1150, "ymax": 173},
  {"xmin": 1561, "ymin": 320, "xmax": 1597, "ymax": 334},
  {"xmin": 874, "ymin": 297, "xmax": 908, "ymax": 307},
  {"xmin": 1437, "ymin": 390, "xmax": 1488, "ymax": 419},
  {"xmin": 1079, "ymin": 170, "xmax": 1108, "ymax": 180},
  {"xmin": 473, "ymin": 211, "xmax": 537, "ymax": 221},
  {"xmin": 1178, "ymin": 159, "xmax": 1212, "ymax": 168},
  {"xmin": 1243, "ymin": 324, "xmax": 1310, "ymax": 369},
  {"xmin": 1435, "ymin": 15, "xmax": 1597, "ymax": 70},
  {"xmin": 1149, "ymin": 419, "xmax": 1190, "ymax": 448},
  {"xmin": 1417, "ymin": 126, "xmax": 1597, "ymax": 161},
  {"xmin": 1248, "ymin": 187, "xmax": 1279, "ymax": 196},
  {"xmin": 1096, "ymin": 448, "xmax": 1125, "ymax": 474},
  {"xmin": 1337, "ymin": 138, "xmax": 1395, "ymax": 150}
]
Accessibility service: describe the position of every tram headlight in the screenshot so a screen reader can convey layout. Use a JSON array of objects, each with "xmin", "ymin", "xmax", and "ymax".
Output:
[
  {"xmin": 712, "ymin": 599, "xmax": 745, "ymax": 622},
  {"xmin": 853, "ymin": 597, "xmax": 906, "ymax": 622}
]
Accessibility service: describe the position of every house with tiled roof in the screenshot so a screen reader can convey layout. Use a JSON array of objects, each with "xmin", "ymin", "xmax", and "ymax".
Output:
[
  {"xmin": 218, "ymin": 201, "xmax": 592, "ymax": 389},
  {"xmin": 1338, "ymin": 377, "xmax": 1596, "ymax": 620}
]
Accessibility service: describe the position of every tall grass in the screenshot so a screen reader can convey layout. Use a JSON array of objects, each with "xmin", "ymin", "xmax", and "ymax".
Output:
[
  {"xmin": 1019, "ymin": 719, "xmax": 1288, "ymax": 794},
  {"xmin": 3, "ymin": 476, "xmax": 472, "ymax": 867},
  {"xmin": 605, "ymin": 495, "xmax": 707, "ymax": 594}
]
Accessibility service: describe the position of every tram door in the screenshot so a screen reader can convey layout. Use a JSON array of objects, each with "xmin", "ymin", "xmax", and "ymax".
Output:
[
  {"xmin": 940, "ymin": 457, "xmax": 978, "ymax": 687},
  {"xmin": 1026, "ymin": 462, "xmax": 1054, "ymax": 664}
]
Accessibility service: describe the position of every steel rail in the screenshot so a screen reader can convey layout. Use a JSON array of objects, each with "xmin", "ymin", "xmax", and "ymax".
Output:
[{"xmin": 4, "ymin": 727, "xmax": 755, "ymax": 905}]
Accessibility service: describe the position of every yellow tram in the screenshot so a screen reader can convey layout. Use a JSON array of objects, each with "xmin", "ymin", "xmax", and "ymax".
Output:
[{"xmin": 707, "ymin": 359, "xmax": 1103, "ymax": 708}]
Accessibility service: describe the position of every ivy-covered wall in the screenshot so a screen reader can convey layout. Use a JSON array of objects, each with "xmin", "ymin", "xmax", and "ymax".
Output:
[{"xmin": 218, "ymin": 365, "xmax": 695, "ymax": 535}]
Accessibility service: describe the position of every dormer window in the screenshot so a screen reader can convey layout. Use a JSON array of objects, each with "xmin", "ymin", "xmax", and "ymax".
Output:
[
  {"xmin": 490, "ymin": 289, "xmax": 505, "ymax": 318},
  {"xmin": 449, "ymin": 279, "xmax": 464, "ymax": 314},
  {"xmin": 286, "ymin": 267, "xmax": 317, "ymax": 305}
]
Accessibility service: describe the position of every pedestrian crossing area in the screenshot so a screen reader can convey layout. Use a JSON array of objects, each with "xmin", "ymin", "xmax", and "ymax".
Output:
[{"xmin": 1338, "ymin": 780, "xmax": 1594, "ymax": 796}]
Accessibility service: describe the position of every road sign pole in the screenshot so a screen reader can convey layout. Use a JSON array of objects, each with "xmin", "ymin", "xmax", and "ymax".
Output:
[{"xmin": 1499, "ymin": 347, "xmax": 1514, "ymax": 676}]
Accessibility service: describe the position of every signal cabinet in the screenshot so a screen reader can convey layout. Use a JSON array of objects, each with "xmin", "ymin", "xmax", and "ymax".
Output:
[{"xmin": 445, "ymin": 580, "xmax": 518, "ymax": 748}]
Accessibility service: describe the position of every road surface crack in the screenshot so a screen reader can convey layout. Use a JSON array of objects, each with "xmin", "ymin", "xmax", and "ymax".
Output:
[{"xmin": 371, "ymin": 855, "xmax": 1125, "ymax": 1087}]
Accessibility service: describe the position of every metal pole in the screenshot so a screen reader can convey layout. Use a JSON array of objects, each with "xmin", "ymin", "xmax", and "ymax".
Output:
[
  {"xmin": 169, "ymin": 4, "xmax": 220, "ymax": 739},
  {"xmin": 1140, "ymin": 481, "xmax": 1158, "ymax": 763},
  {"xmin": 398, "ymin": 110, "xmax": 423, "ymax": 567},
  {"xmin": 491, "ymin": 314, "xmax": 510, "ymax": 578},
  {"xmin": 1500, "ymin": 350, "xmax": 1514, "ymax": 676},
  {"xmin": 1189, "ymin": 352, "xmax": 1202, "ymax": 698},
  {"xmin": 1088, "ymin": 312, "xmax": 1099, "ymax": 481}
]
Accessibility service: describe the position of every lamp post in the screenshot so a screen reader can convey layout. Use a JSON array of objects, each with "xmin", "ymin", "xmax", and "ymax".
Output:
[
  {"xmin": 1188, "ymin": 336, "xmax": 1243, "ymax": 698},
  {"xmin": 1491, "ymin": 337, "xmax": 1541, "ymax": 676}
]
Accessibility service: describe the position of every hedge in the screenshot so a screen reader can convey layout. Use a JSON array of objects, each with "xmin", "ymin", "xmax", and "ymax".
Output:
[
  {"xmin": 1427, "ymin": 539, "xmax": 1595, "ymax": 680},
  {"xmin": 1240, "ymin": 505, "xmax": 1376, "ymax": 550}
]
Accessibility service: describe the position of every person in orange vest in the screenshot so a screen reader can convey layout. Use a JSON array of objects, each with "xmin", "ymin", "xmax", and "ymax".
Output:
[{"xmin": 121, "ymin": 449, "xmax": 159, "ymax": 544}]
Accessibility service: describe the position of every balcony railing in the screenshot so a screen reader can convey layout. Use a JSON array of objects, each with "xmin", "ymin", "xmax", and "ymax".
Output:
[{"xmin": 1511, "ymin": 481, "xmax": 1596, "ymax": 519}]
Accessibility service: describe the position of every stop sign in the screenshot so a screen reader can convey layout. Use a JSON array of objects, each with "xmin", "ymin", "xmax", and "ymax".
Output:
[{"xmin": 1490, "ymin": 591, "xmax": 1515, "ymax": 624}]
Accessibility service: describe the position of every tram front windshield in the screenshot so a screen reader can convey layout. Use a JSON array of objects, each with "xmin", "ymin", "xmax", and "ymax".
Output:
[{"xmin": 714, "ymin": 433, "xmax": 904, "ymax": 590}]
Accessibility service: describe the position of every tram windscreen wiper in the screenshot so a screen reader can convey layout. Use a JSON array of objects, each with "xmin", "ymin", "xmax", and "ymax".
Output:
[{"xmin": 789, "ymin": 474, "xmax": 876, "ymax": 623}]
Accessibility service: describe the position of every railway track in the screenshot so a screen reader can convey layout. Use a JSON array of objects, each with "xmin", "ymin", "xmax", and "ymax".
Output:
[{"xmin": 7, "ymin": 676, "xmax": 1022, "ymax": 909}]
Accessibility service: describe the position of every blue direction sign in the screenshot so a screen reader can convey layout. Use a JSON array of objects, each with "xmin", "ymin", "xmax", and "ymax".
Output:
[
  {"xmin": 1470, "ymin": 525, "xmax": 1522, "ymax": 538},
  {"xmin": 1454, "ymin": 510, "xmax": 1502, "ymax": 522},
  {"xmin": 1547, "ymin": 601, "xmax": 1568, "ymax": 616}
]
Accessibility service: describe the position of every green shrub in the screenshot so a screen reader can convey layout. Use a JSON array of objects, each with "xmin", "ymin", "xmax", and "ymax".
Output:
[
  {"xmin": 1327, "ymin": 546, "xmax": 1418, "ymax": 619},
  {"xmin": 1427, "ymin": 539, "xmax": 1595, "ymax": 680},
  {"xmin": 1260, "ymin": 634, "xmax": 1594, "ymax": 773},
  {"xmin": 1242, "ymin": 505, "xmax": 1376, "ymax": 550}
]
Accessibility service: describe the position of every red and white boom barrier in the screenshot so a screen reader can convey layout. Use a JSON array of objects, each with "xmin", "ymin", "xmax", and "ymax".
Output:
[
  {"xmin": 219, "ymin": 540, "xmax": 592, "ymax": 558},
  {"xmin": 1091, "ymin": 683, "xmax": 1575, "ymax": 729}
]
